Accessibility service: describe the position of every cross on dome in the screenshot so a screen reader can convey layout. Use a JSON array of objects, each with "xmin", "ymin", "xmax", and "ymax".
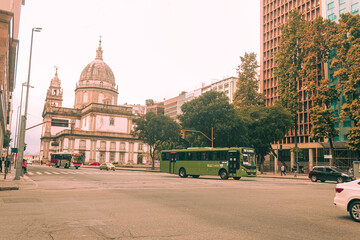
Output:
[{"xmin": 96, "ymin": 36, "xmax": 103, "ymax": 60}]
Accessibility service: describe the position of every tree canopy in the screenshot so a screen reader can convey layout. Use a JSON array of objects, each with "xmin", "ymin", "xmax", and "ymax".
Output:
[
  {"xmin": 178, "ymin": 91, "xmax": 248, "ymax": 148},
  {"xmin": 331, "ymin": 13, "xmax": 360, "ymax": 152},
  {"xmin": 132, "ymin": 112, "xmax": 181, "ymax": 169},
  {"xmin": 233, "ymin": 52, "xmax": 263, "ymax": 108}
]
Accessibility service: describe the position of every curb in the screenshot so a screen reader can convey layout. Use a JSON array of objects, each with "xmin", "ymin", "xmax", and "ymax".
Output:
[{"xmin": 0, "ymin": 186, "xmax": 19, "ymax": 191}]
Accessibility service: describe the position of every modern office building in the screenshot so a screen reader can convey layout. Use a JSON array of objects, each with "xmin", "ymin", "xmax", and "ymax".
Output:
[
  {"xmin": 261, "ymin": 0, "xmax": 324, "ymax": 172},
  {"xmin": 0, "ymin": 0, "xmax": 23, "ymax": 159},
  {"xmin": 163, "ymin": 77, "xmax": 238, "ymax": 120},
  {"xmin": 326, "ymin": 0, "xmax": 360, "ymax": 167}
]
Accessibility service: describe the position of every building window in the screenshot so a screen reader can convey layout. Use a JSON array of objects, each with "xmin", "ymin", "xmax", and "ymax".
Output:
[
  {"xmin": 110, "ymin": 153, "xmax": 115, "ymax": 162},
  {"xmin": 339, "ymin": 0, "xmax": 346, "ymax": 5},
  {"xmin": 328, "ymin": 1, "xmax": 335, "ymax": 10},
  {"xmin": 138, "ymin": 144, "xmax": 143, "ymax": 151},
  {"xmin": 351, "ymin": 3, "xmax": 359, "ymax": 14},
  {"xmin": 110, "ymin": 142, "xmax": 116, "ymax": 150},
  {"xmin": 83, "ymin": 92, "xmax": 88, "ymax": 103},
  {"xmin": 100, "ymin": 141, "xmax": 106, "ymax": 151},
  {"xmin": 110, "ymin": 117, "xmax": 114, "ymax": 126},
  {"xmin": 100, "ymin": 152, "xmax": 105, "ymax": 162},
  {"xmin": 119, "ymin": 153, "xmax": 125, "ymax": 163},
  {"xmin": 328, "ymin": 13, "xmax": 337, "ymax": 21},
  {"xmin": 339, "ymin": 8, "xmax": 347, "ymax": 15},
  {"xmin": 79, "ymin": 140, "xmax": 86, "ymax": 149},
  {"xmin": 53, "ymin": 90, "xmax": 57, "ymax": 95},
  {"xmin": 120, "ymin": 142, "xmax": 125, "ymax": 150}
]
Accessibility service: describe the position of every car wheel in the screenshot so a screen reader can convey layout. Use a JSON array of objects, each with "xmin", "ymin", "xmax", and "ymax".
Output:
[
  {"xmin": 219, "ymin": 169, "xmax": 228, "ymax": 180},
  {"xmin": 192, "ymin": 175, "xmax": 200, "ymax": 178},
  {"xmin": 233, "ymin": 177, "xmax": 241, "ymax": 180},
  {"xmin": 349, "ymin": 201, "xmax": 360, "ymax": 222},
  {"xmin": 336, "ymin": 177, "xmax": 343, "ymax": 183},
  {"xmin": 179, "ymin": 168, "xmax": 188, "ymax": 178},
  {"xmin": 311, "ymin": 175, "xmax": 317, "ymax": 182}
]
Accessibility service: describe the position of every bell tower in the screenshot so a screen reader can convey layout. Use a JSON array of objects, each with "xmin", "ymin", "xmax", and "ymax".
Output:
[{"xmin": 45, "ymin": 67, "xmax": 63, "ymax": 107}]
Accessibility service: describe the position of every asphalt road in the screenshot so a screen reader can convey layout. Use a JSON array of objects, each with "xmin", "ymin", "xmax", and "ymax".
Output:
[{"xmin": 0, "ymin": 165, "xmax": 358, "ymax": 240}]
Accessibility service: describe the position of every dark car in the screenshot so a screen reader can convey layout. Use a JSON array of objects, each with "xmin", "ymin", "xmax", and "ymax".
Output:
[{"xmin": 309, "ymin": 166, "xmax": 355, "ymax": 183}]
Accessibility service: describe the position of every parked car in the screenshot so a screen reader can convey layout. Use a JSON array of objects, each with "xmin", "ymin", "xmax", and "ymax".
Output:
[
  {"xmin": 334, "ymin": 179, "xmax": 360, "ymax": 222},
  {"xmin": 309, "ymin": 166, "xmax": 355, "ymax": 183},
  {"xmin": 88, "ymin": 162, "xmax": 100, "ymax": 166},
  {"xmin": 99, "ymin": 163, "xmax": 116, "ymax": 171}
]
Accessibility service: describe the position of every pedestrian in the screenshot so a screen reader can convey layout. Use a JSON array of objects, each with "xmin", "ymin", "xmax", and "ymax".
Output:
[
  {"xmin": 281, "ymin": 165, "xmax": 286, "ymax": 176},
  {"xmin": 349, "ymin": 167, "xmax": 353, "ymax": 175},
  {"xmin": 22, "ymin": 159, "xmax": 27, "ymax": 174},
  {"xmin": 0, "ymin": 157, "xmax": 3, "ymax": 173}
]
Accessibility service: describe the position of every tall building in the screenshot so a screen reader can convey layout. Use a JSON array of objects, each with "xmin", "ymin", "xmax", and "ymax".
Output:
[
  {"xmin": 40, "ymin": 41, "xmax": 149, "ymax": 165},
  {"xmin": 0, "ymin": 0, "xmax": 23, "ymax": 159},
  {"xmin": 260, "ymin": 0, "xmax": 323, "ymax": 171},
  {"xmin": 326, "ymin": 0, "xmax": 360, "ymax": 167},
  {"xmin": 164, "ymin": 77, "xmax": 238, "ymax": 120}
]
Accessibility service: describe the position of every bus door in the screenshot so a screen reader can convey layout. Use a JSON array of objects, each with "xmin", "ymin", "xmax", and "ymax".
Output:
[
  {"xmin": 228, "ymin": 151, "xmax": 239, "ymax": 175},
  {"xmin": 169, "ymin": 152, "xmax": 177, "ymax": 174}
]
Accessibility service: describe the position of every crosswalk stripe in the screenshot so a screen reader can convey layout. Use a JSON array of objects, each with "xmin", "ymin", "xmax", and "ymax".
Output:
[
  {"xmin": 53, "ymin": 172, "xmax": 60, "ymax": 175},
  {"xmin": 28, "ymin": 172, "xmax": 34, "ymax": 175},
  {"xmin": 36, "ymin": 172, "xmax": 42, "ymax": 175},
  {"xmin": 44, "ymin": 172, "xmax": 51, "ymax": 175}
]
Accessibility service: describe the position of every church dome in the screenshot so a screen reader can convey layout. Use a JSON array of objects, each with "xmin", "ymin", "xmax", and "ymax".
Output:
[{"xmin": 78, "ymin": 41, "xmax": 115, "ymax": 85}]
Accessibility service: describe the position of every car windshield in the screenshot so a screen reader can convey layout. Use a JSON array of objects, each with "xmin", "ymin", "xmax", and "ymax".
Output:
[{"xmin": 243, "ymin": 153, "xmax": 256, "ymax": 166}]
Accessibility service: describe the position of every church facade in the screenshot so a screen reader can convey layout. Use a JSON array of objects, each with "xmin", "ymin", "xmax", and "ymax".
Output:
[{"xmin": 40, "ymin": 41, "xmax": 149, "ymax": 165}]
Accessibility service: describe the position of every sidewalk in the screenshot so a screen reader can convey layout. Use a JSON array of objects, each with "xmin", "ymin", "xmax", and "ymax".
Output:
[{"xmin": 0, "ymin": 167, "xmax": 35, "ymax": 191}]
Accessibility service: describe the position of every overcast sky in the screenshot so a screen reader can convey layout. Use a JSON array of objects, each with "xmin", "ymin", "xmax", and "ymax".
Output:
[{"xmin": 12, "ymin": 0, "xmax": 260, "ymax": 154}]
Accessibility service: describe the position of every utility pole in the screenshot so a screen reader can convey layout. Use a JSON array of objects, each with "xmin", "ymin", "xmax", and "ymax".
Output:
[{"xmin": 15, "ymin": 27, "xmax": 42, "ymax": 180}]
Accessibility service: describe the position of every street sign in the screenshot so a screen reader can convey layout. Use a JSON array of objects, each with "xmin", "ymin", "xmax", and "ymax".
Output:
[
  {"xmin": 11, "ymin": 148, "xmax": 18, "ymax": 153},
  {"xmin": 324, "ymin": 155, "xmax": 332, "ymax": 159}
]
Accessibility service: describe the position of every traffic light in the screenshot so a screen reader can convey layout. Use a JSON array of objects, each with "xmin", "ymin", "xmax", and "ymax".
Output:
[{"xmin": 24, "ymin": 144, "xmax": 27, "ymax": 151}]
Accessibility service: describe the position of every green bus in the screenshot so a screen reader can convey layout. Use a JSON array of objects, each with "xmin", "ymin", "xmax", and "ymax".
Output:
[{"xmin": 160, "ymin": 147, "xmax": 257, "ymax": 180}]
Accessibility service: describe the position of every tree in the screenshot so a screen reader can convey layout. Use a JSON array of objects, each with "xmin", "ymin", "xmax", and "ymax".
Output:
[
  {"xmin": 274, "ymin": 10, "xmax": 306, "ymax": 168},
  {"xmin": 3, "ymin": 130, "xmax": 11, "ymax": 148},
  {"xmin": 233, "ymin": 52, "xmax": 263, "ymax": 108},
  {"xmin": 178, "ymin": 91, "xmax": 248, "ymax": 147},
  {"xmin": 331, "ymin": 13, "xmax": 360, "ymax": 156},
  {"xmin": 132, "ymin": 112, "xmax": 181, "ymax": 169},
  {"xmin": 301, "ymin": 16, "xmax": 339, "ymax": 165},
  {"xmin": 239, "ymin": 104, "xmax": 293, "ymax": 173}
]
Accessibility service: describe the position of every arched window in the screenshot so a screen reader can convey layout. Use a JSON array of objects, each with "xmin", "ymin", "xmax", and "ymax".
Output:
[
  {"xmin": 83, "ymin": 92, "xmax": 88, "ymax": 103},
  {"xmin": 98, "ymin": 93, "xmax": 104, "ymax": 103}
]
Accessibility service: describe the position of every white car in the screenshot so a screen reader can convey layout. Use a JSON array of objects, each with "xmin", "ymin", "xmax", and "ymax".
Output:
[{"xmin": 334, "ymin": 179, "xmax": 360, "ymax": 222}]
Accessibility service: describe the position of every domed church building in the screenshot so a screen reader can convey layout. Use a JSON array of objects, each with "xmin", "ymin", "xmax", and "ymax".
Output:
[{"xmin": 40, "ymin": 40, "xmax": 148, "ymax": 165}]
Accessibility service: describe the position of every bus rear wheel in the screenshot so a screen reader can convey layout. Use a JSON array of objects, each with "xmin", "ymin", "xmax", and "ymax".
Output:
[
  {"xmin": 219, "ymin": 170, "xmax": 228, "ymax": 180},
  {"xmin": 233, "ymin": 177, "xmax": 241, "ymax": 180},
  {"xmin": 179, "ymin": 168, "xmax": 188, "ymax": 178}
]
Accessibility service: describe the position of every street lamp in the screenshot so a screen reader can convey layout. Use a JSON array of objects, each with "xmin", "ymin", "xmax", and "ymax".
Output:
[{"xmin": 15, "ymin": 27, "xmax": 42, "ymax": 180}]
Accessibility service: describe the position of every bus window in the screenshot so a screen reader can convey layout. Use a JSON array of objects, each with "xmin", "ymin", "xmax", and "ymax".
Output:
[
  {"xmin": 215, "ymin": 151, "xmax": 227, "ymax": 161},
  {"xmin": 208, "ymin": 151, "xmax": 213, "ymax": 161},
  {"xmin": 185, "ymin": 152, "xmax": 193, "ymax": 161},
  {"xmin": 201, "ymin": 152, "xmax": 207, "ymax": 161},
  {"xmin": 196, "ymin": 152, "xmax": 202, "ymax": 160},
  {"xmin": 178, "ymin": 152, "xmax": 185, "ymax": 160},
  {"xmin": 161, "ymin": 152, "xmax": 170, "ymax": 161}
]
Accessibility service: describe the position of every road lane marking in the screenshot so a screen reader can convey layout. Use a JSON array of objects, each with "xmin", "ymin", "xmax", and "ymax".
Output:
[{"xmin": 52, "ymin": 172, "xmax": 60, "ymax": 175}]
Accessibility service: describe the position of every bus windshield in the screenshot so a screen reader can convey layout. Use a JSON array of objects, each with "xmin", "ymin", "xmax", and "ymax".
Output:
[{"xmin": 242, "ymin": 153, "xmax": 256, "ymax": 166}]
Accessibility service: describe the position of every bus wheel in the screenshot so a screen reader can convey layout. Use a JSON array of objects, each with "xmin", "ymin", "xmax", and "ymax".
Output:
[
  {"xmin": 179, "ymin": 168, "xmax": 188, "ymax": 178},
  {"xmin": 233, "ymin": 177, "xmax": 241, "ymax": 180},
  {"xmin": 192, "ymin": 175, "xmax": 200, "ymax": 178},
  {"xmin": 219, "ymin": 169, "xmax": 228, "ymax": 180}
]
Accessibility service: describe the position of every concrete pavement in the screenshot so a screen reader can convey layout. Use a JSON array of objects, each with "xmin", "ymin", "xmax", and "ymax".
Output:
[{"xmin": 0, "ymin": 164, "xmax": 309, "ymax": 191}]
